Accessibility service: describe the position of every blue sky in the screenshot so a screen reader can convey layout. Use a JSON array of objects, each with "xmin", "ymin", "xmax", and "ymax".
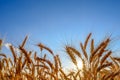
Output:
[{"xmin": 1, "ymin": 0, "xmax": 120, "ymax": 57}]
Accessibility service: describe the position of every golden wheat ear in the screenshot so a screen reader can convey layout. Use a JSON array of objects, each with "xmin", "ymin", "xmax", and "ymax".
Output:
[
  {"xmin": 19, "ymin": 46, "xmax": 32, "ymax": 63},
  {"xmin": 90, "ymin": 39, "xmax": 94, "ymax": 54},
  {"xmin": 100, "ymin": 51, "xmax": 112, "ymax": 65},
  {"xmin": 113, "ymin": 57, "xmax": 120, "ymax": 62},
  {"xmin": 89, "ymin": 38, "xmax": 110, "ymax": 63},
  {"xmin": 67, "ymin": 46, "xmax": 82, "ymax": 59},
  {"xmin": 84, "ymin": 33, "xmax": 92, "ymax": 50},
  {"xmin": 20, "ymin": 35, "xmax": 28, "ymax": 48},
  {"xmin": 0, "ymin": 39, "xmax": 2, "ymax": 46},
  {"xmin": 65, "ymin": 46, "xmax": 77, "ymax": 65},
  {"xmin": 97, "ymin": 62, "xmax": 112, "ymax": 72},
  {"xmin": 80, "ymin": 43, "xmax": 88, "ymax": 60},
  {"xmin": 9, "ymin": 45, "xmax": 17, "ymax": 63},
  {"xmin": 37, "ymin": 43, "xmax": 54, "ymax": 56},
  {"xmin": 0, "ymin": 39, "xmax": 3, "ymax": 50},
  {"xmin": 0, "ymin": 53, "xmax": 6, "ymax": 58}
]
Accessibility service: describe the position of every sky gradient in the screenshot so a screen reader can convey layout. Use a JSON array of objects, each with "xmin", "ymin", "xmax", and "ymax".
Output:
[{"xmin": 1, "ymin": 0, "xmax": 120, "ymax": 58}]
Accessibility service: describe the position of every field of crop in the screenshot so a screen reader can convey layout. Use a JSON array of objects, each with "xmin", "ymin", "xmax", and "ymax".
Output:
[{"xmin": 0, "ymin": 33, "xmax": 120, "ymax": 80}]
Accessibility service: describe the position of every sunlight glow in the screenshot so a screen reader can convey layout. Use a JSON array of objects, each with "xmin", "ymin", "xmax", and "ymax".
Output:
[{"xmin": 77, "ymin": 59, "xmax": 83, "ymax": 70}]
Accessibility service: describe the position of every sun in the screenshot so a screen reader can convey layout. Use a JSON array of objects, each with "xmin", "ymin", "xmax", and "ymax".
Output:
[{"xmin": 76, "ymin": 59, "xmax": 83, "ymax": 70}]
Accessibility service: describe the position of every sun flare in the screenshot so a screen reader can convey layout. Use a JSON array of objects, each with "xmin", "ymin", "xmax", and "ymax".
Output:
[{"xmin": 77, "ymin": 59, "xmax": 83, "ymax": 70}]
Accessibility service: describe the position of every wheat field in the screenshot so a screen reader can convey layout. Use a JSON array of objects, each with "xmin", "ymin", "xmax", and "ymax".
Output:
[{"xmin": 0, "ymin": 33, "xmax": 120, "ymax": 80}]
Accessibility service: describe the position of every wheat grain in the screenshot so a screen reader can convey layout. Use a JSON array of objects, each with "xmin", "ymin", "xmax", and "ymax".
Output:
[
  {"xmin": 84, "ymin": 33, "xmax": 92, "ymax": 49},
  {"xmin": 9, "ymin": 45, "xmax": 17, "ymax": 63},
  {"xmin": 100, "ymin": 51, "xmax": 112, "ymax": 65},
  {"xmin": 21, "ymin": 36, "xmax": 28, "ymax": 48},
  {"xmin": 97, "ymin": 62, "xmax": 112, "ymax": 72},
  {"xmin": 80, "ymin": 43, "xmax": 88, "ymax": 60},
  {"xmin": 65, "ymin": 46, "xmax": 77, "ymax": 65},
  {"xmin": 37, "ymin": 43, "xmax": 54, "ymax": 56}
]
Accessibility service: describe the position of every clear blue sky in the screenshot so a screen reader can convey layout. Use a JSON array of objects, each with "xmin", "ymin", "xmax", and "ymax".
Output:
[{"xmin": 1, "ymin": 0, "xmax": 120, "ymax": 56}]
